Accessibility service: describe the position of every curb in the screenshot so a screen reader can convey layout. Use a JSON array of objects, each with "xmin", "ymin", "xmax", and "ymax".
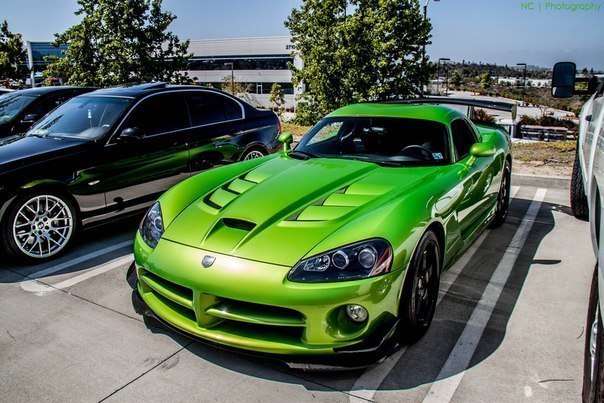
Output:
[{"xmin": 511, "ymin": 173, "xmax": 570, "ymax": 189}]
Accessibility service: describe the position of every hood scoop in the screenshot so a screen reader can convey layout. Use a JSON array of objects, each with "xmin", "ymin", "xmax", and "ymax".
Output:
[
  {"xmin": 202, "ymin": 217, "xmax": 257, "ymax": 252},
  {"xmin": 287, "ymin": 182, "xmax": 393, "ymax": 222},
  {"xmin": 203, "ymin": 174, "xmax": 262, "ymax": 211}
]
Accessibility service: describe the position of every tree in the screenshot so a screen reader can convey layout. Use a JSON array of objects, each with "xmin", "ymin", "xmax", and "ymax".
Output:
[
  {"xmin": 0, "ymin": 20, "xmax": 27, "ymax": 81},
  {"xmin": 269, "ymin": 83, "xmax": 286, "ymax": 114},
  {"xmin": 449, "ymin": 70, "xmax": 462, "ymax": 90},
  {"xmin": 45, "ymin": 0, "xmax": 192, "ymax": 86},
  {"xmin": 285, "ymin": 0, "xmax": 433, "ymax": 125},
  {"xmin": 481, "ymin": 72, "xmax": 492, "ymax": 89},
  {"xmin": 220, "ymin": 75, "xmax": 250, "ymax": 95}
]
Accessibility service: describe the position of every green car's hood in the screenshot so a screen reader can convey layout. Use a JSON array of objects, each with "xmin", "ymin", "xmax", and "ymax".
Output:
[{"xmin": 162, "ymin": 155, "xmax": 440, "ymax": 266}]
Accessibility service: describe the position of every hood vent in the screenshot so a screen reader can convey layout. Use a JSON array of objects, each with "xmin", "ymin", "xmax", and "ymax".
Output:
[{"xmin": 222, "ymin": 218, "xmax": 256, "ymax": 232}]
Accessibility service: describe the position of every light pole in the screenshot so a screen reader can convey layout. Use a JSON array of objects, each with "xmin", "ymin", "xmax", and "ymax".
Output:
[
  {"xmin": 224, "ymin": 62, "xmax": 234, "ymax": 94},
  {"xmin": 421, "ymin": 0, "xmax": 440, "ymax": 96},
  {"xmin": 437, "ymin": 57, "xmax": 449, "ymax": 95},
  {"xmin": 517, "ymin": 63, "xmax": 527, "ymax": 106}
]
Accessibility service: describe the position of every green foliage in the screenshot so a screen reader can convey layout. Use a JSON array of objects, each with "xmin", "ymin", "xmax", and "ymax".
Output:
[
  {"xmin": 286, "ymin": 0, "xmax": 433, "ymax": 125},
  {"xmin": 0, "ymin": 20, "xmax": 27, "ymax": 81},
  {"xmin": 269, "ymin": 83, "xmax": 286, "ymax": 114},
  {"xmin": 449, "ymin": 70, "xmax": 462, "ymax": 89},
  {"xmin": 480, "ymin": 72, "xmax": 492, "ymax": 89},
  {"xmin": 45, "ymin": 0, "xmax": 192, "ymax": 87},
  {"xmin": 220, "ymin": 75, "xmax": 250, "ymax": 95}
]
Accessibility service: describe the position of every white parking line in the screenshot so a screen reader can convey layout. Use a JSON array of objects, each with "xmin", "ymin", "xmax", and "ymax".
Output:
[
  {"xmin": 52, "ymin": 254, "xmax": 133, "ymax": 290},
  {"xmin": 20, "ymin": 240, "xmax": 132, "ymax": 294},
  {"xmin": 349, "ymin": 185, "xmax": 520, "ymax": 402},
  {"xmin": 20, "ymin": 253, "xmax": 133, "ymax": 294},
  {"xmin": 422, "ymin": 188, "xmax": 546, "ymax": 403}
]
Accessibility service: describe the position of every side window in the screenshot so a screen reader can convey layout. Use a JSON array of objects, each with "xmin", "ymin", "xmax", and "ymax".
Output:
[
  {"xmin": 29, "ymin": 93, "xmax": 71, "ymax": 117},
  {"xmin": 186, "ymin": 92, "xmax": 242, "ymax": 126},
  {"xmin": 451, "ymin": 119, "xmax": 478, "ymax": 161},
  {"xmin": 123, "ymin": 94, "xmax": 189, "ymax": 136}
]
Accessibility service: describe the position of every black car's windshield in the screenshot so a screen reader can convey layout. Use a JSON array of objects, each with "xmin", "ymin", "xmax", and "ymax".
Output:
[
  {"xmin": 0, "ymin": 92, "xmax": 36, "ymax": 124},
  {"xmin": 295, "ymin": 117, "xmax": 450, "ymax": 166},
  {"xmin": 27, "ymin": 96, "xmax": 131, "ymax": 140}
]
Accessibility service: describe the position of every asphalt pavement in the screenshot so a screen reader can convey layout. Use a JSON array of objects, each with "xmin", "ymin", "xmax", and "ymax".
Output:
[{"xmin": 0, "ymin": 182, "xmax": 594, "ymax": 402}]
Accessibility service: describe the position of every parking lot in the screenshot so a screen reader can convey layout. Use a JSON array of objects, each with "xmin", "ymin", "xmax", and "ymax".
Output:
[{"xmin": 0, "ymin": 181, "xmax": 594, "ymax": 402}]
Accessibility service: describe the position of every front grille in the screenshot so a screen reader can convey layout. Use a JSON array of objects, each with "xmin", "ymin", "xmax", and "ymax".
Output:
[{"xmin": 139, "ymin": 269, "xmax": 307, "ymax": 346}]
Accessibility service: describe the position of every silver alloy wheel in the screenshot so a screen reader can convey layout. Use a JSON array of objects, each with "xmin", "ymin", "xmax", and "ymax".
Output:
[
  {"xmin": 12, "ymin": 195, "xmax": 74, "ymax": 259},
  {"xmin": 243, "ymin": 150, "xmax": 266, "ymax": 160}
]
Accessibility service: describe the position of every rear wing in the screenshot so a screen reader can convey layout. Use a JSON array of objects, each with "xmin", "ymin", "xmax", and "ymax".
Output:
[{"xmin": 381, "ymin": 97, "xmax": 518, "ymax": 120}]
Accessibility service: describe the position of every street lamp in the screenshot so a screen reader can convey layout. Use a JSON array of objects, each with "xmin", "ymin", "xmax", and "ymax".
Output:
[
  {"xmin": 437, "ymin": 58, "xmax": 449, "ymax": 95},
  {"xmin": 517, "ymin": 63, "xmax": 527, "ymax": 106},
  {"xmin": 421, "ymin": 0, "xmax": 440, "ymax": 96},
  {"xmin": 223, "ymin": 62, "xmax": 234, "ymax": 94}
]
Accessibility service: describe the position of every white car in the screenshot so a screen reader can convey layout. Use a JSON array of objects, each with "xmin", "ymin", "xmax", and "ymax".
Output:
[{"xmin": 553, "ymin": 62, "xmax": 604, "ymax": 402}]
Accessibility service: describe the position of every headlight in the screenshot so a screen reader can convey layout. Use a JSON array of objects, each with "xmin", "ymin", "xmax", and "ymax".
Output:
[
  {"xmin": 140, "ymin": 202, "xmax": 164, "ymax": 248},
  {"xmin": 288, "ymin": 239, "xmax": 393, "ymax": 282}
]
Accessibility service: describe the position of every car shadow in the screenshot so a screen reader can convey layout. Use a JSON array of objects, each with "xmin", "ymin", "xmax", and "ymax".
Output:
[
  {"xmin": 135, "ymin": 192, "xmax": 564, "ymax": 394},
  {"xmin": 0, "ymin": 214, "xmax": 140, "ymax": 281}
]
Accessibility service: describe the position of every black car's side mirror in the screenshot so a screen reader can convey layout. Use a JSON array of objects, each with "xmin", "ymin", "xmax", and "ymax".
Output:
[
  {"xmin": 21, "ymin": 114, "xmax": 40, "ymax": 124},
  {"xmin": 118, "ymin": 127, "xmax": 145, "ymax": 142}
]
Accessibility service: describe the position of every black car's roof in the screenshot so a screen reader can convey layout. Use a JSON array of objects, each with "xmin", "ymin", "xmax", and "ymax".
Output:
[
  {"xmin": 86, "ymin": 82, "xmax": 231, "ymax": 100},
  {"xmin": 11, "ymin": 86, "xmax": 95, "ymax": 97}
]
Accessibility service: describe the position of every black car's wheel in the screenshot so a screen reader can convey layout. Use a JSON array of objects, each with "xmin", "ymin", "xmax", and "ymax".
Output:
[
  {"xmin": 398, "ymin": 230, "xmax": 441, "ymax": 343},
  {"xmin": 571, "ymin": 147, "xmax": 589, "ymax": 220},
  {"xmin": 583, "ymin": 265, "xmax": 604, "ymax": 402},
  {"xmin": 490, "ymin": 159, "xmax": 511, "ymax": 228},
  {"xmin": 1, "ymin": 190, "xmax": 77, "ymax": 261},
  {"xmin": 240, "ymin": 146, "xmax": 268, "ymax": 161}
]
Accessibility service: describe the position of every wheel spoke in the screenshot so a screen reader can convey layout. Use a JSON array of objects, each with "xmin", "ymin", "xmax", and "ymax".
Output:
[{"xmin": 12, "ymin": 195, "xmax": 74, "ymax": 258}]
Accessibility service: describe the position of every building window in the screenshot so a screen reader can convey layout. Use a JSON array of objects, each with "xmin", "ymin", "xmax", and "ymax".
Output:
[{"xmin": 187, "ymin": 55, "xmax": 293, "ymax": 71}]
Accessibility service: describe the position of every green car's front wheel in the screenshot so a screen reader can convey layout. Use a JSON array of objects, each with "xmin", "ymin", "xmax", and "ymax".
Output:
[{"xmin": 398, "ymin": 229, "xmax": 441, "ymax": 343}]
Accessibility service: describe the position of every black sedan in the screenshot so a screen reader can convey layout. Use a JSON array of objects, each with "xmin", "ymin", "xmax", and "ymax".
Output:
[
  {"xmin": 0, "ymin": 83, "xmax": 281, "ymax": 261},
  {"xmin": 0, "ymin": 86, "xmax": 95, "ymax": 138}
]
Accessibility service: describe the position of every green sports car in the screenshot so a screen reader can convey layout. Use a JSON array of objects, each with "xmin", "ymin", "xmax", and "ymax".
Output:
[{"xmin": 129, "ymin": 98, "xmax": 514, "ymax": 368}]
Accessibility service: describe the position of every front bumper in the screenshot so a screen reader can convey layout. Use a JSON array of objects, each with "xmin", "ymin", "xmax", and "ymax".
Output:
[{"xmin": 131, "ymin": 234, "xmax": 405, "ymax": 366}]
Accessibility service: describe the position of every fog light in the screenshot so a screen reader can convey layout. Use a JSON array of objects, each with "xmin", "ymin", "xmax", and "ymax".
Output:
[{"xmin": 345, "ymin": 304, "xmax": 368, "ymax": 323}]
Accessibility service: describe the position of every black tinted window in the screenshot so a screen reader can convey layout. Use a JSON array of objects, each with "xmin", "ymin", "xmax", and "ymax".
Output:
[
  {"xmin": 124, "ymin": 94, "xmax": 189, "ymax": 136},
  {"xmin": 451, "ymin": 119, "xmax": 477, "ymax": 161},
  {"xmin": 186, "ymin": 92, "xmax": 242, "ymax": 126},
  {"xmin": 29, "ymin": 93, "xmax": 72, "ymax": 117}
]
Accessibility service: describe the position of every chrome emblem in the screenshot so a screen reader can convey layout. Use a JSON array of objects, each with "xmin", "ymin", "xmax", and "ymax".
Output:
[{"xmin": 202, "ymin": 255, "xmax": 216, "ymax": 268}]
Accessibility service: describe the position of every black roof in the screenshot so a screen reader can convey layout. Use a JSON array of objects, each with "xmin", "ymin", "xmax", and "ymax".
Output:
[
  {"xmin": 12, "ymin": 86, "xmax": 96, "ymax": 97},
  {"xmin": 86, "ymin": 82, "xmax": 228, "ymax": 99}
]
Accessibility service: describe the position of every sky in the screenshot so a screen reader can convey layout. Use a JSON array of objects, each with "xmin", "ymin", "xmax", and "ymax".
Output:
[{"xmin": 1, "ymin": 0, "xmax": 603, "ymax": 70}]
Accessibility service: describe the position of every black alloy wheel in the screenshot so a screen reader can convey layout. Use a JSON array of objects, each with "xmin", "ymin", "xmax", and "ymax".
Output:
[{"xmin": 399, "ymin": 230, "xmax": 441, "ymax": 343}]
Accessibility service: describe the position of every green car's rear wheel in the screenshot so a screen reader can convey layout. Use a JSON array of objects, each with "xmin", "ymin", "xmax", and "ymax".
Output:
[
  {"xmin": 398, "ymin": 230, "xmax": 441, "ymax": 343},
  {"xmin": 490, "ymin": 159, "xmax": 511, "ymax": 228}
]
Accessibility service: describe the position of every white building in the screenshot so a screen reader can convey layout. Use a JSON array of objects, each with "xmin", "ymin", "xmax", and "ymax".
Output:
[{"xmin": 184, "ymin": 36, "xmax": 302, "ymax": 109}]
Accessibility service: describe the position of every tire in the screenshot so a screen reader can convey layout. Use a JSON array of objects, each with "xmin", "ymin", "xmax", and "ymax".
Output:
[
  {"xmin": 571, "ymin": 147, "xmax": 589, "ymax": 220},
  {"xmin": 490, "ymin": 159, "xmax": 511, "ymax": 228},
  {"xmin": 398, "ymin": 230, "xmax": 441, "ymax": 343},
  {"xmin": 1, "ymin": 190, "xmax": 77, "ymax": 262},
  {"xmin": 583, "ymin": 265, "xmax": 604, "ymax": 402},
  {"xmin": 240, "ymin": 146, "xmax": 268, "ymax": 161}
]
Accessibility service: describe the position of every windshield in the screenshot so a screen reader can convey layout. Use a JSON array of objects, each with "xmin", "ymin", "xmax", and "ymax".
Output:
[
  {"xmin": 0, "ymin": 92, "xmax": 36, "ymax": 124},
  {"xmin": 27, "ymin": 96, "xmax": 131, "ymax": 140},
  {"xmin": 295, "ymin": 117, "xmax": 450, "ymax": 167}
]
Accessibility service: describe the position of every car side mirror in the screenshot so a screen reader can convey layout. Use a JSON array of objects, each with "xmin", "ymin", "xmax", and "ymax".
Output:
[
  {"xmin": 278, "ymin": 131, "xmax": 293, "ymax": 152},
  {"xmin": 21, "ymin": 114, "xmax": 39, "ymax": 124},
  {"xmin": 551, "ymin": 62, "xmax": 576, "ymax": 98},
  {"xmin": 470, "ymin": 142, "xmax": 496, "ymax": 158},
  {"xmin": 119, "ymin": 127, "xmax": 145, "ymax": 142}
]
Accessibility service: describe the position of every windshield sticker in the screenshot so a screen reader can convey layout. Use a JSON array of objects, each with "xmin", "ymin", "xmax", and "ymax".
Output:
[{"xmin": 432, "ymin": 153, "xmax": 443, "ymax": 160}]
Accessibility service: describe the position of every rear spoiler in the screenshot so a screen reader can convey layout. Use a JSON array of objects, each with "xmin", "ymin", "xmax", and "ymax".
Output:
[{"xmin": 381, "ymin": 97, "xmax": 518, "ymax": 120}]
